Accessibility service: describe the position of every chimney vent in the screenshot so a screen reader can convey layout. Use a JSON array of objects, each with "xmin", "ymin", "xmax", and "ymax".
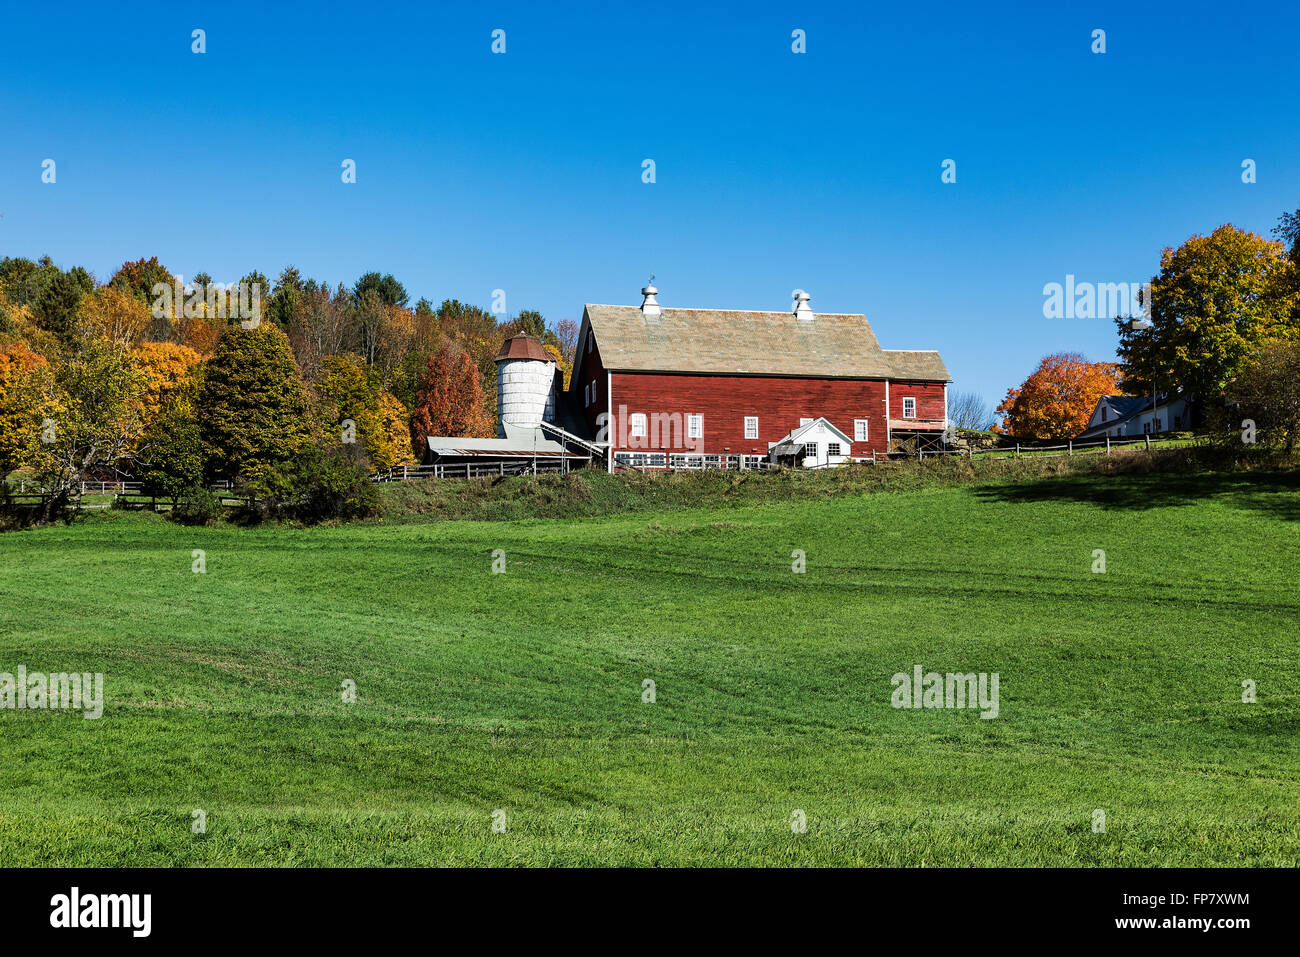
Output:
[
  {"xmin": 792, "ymin": 289, "xmax": 813, "ymax": 320},
  {"xmin": 641, "ymin": 275, "xmax": 660, "ymax": 317}
]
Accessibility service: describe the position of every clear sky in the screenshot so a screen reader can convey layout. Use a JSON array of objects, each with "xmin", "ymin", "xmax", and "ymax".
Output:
[{"xmin": 3, "ymin": 0, "xmax": 1297, "ymax": 408}]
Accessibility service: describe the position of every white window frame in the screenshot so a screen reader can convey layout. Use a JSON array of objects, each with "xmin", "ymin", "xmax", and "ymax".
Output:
[
  {"xmin": 687, "ymin": 414, "xmax": 703, "ymax": 440},
  {"xmin": 629, "ymin": 413, "xmax": 647, "ymax": 438},
  {"xmin": 854, "ymin": 419, "xmax": 869, "ymax": 442},
  {"xmin": 744, "ymin": 416, "xmax": 758, "ymax": 440},
  {"xmin": 584, "ymin": 383, "xmax": 590, "ymax": 406},
  {"xmin": 902, "ymin": 397, "xmax": 917, "ymax": 419},
  {"xmin": 804, "ymin": 442, "xmax": 817, "ymax": 459}
]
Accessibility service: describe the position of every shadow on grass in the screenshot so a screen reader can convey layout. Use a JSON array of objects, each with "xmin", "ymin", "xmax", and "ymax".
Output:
[{"xmin": 972, "ymin": 469, "xmax": 1300, "ymax": 521}]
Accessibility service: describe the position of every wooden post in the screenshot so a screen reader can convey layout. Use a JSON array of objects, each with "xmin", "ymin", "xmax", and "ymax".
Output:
[
  {"xmin": 1015, "ymin": 443, "xmax": 1020, "ymax": 457},
  {"xmin": 1068, "ymin": 439, "xmax": 1073, "ymax": 456},
  {"xmin": 1106, "ymin": 436, "xmax": 1111, "ymax": 455},
  {"xmin": 1145, "ymin": 434, "xmax": 1151, "ymax": 451}
]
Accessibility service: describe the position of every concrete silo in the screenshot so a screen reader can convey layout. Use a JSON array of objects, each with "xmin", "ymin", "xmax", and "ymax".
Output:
[{"xmin": 494, "ymin": 334, "xmax": 556, "ymax": 437}]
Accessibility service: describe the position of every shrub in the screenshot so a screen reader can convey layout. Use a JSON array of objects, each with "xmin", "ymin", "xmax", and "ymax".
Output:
[
  {"xmin": 172, "ymin": 487, "xmax": 222, "ymax": 526},
  {"xmin": 292, "ymin": 445, "xmax": 380, "ymax": 522}
]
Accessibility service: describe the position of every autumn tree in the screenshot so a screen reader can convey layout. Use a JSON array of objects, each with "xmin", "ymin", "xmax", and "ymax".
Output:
[
  {"xmin": 109, "ymin": 256, "xmax": 174, "ymax": 304},
  {"xmin": 131, "ymin": 342, "xmax": 202, "ymax": 428},
  {"xmin": 1114, "ymin": 225, "xmax": 1300, "ymax": 410},
  {"xmin": 198, "ymin": 324, "xmax": 313, "ymax": 480},
  {"xmin": 996, "ymin": 353, "xmax": 1121, "ymax": 439},
  {"xmin": 316, "ymin": 353, "xmax": 381, "ymax": 457},
  {"xmin": 78, "ymin": 285, "xmax": 153, "ymax": 349},
  {"xmin": 0, "ymin": 341, "xmax": 56, "ymax": 478},
  {"xmin": 134, "ymin": 362, "xmax": 205, "ymax": 502},
  {"xmin": 373, "ymin": 391, "xmax": 417, "ymax": 469},
  {"xmin": 32, "ymin": 339, "xmax": 149, "ymax": 518},
  {"xmin": 409, "ymin": 342, "xmax": 494, "ymax": 455},
  {"xmin": 1223, "ymin": 339, "xmax": 1300, "ymax": 455}
]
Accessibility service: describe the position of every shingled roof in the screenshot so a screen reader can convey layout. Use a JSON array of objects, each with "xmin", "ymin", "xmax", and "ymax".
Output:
[{"xmin": 582, "ymin": 304, "xmax": 950, "ymax": 381}]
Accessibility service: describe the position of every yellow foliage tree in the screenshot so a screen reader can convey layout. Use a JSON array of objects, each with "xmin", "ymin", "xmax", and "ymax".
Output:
[
  {"xmin": 0, "ymin": 341, "xmax": 57, "ymax": 477},
  {"xmin": 77, "ymin": 286, "xmax": 153, "ymax": 349}
]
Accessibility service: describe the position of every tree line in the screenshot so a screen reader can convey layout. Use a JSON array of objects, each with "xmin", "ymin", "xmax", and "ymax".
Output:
[{"xmin": 0, "ymin": 257, "xmax": 579, "ymax": 522}]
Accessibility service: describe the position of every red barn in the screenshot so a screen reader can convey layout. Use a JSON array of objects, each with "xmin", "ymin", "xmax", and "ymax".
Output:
[{"xmin": 568, "ymin": 285, "xmax": 951, "ymax": 470}]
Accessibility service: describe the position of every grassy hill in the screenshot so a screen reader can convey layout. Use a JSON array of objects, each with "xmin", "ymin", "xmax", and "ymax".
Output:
[{"xmin": 1, "ymin": 469, "xmax": 1297, "ymax": 865}]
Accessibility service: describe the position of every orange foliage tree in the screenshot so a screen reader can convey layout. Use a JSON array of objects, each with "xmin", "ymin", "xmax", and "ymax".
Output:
[
  {"xmin": 996, "ymin": 352, "xmax": 1121, "ymax": 439},
  {"xmin": 408, "ymin": 343, "xmax": 494, "ymax": 456},
  {"xmin": 131, "ymin": 342, "xmax": 202, "ymax": 425}
]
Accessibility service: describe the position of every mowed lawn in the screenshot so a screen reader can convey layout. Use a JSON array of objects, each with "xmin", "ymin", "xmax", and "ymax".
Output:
[{"xmin": 0, "ymin": 471, "xmax": 1297, "ymax": 866}]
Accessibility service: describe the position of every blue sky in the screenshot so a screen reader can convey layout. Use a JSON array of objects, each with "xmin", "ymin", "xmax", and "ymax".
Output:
[{"xmin": 3, "ymin": 0, "xmax": 1297, "ymax": 409}]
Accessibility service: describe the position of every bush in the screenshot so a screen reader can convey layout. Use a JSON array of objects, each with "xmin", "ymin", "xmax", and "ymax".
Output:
[
  {"xmin": 293, "ymin": 445, "xmax": 380, "ymax": 522},
  {"xmin": 172, "ymin": 487, "xmax": 223, "ymax": 526}
]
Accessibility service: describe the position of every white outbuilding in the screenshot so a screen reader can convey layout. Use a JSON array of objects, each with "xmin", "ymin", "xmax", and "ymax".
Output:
[{"xmin": 768, "ymin": 417, "xmax": 854, "ymax": 468}]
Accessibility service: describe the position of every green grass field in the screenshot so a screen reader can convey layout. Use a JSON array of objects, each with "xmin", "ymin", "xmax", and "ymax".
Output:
[{"xmin": 1, "ymin": 469, "xmax": 1297, "ymax": 866}]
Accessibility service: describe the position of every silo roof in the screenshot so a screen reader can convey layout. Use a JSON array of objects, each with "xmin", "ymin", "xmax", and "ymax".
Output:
[{"xmin": 495, "ymin": 335, "xmax": 555, "ymax": 363}]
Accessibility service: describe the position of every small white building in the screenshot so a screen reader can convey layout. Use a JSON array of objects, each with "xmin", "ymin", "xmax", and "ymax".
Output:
[
  {"xmin": 768, "ymin": 418, "xmax": 854, "ymax": 468},
  {"xmin": 1078, "ymin": 393, "xmax": 1191, "ymax": 439}
]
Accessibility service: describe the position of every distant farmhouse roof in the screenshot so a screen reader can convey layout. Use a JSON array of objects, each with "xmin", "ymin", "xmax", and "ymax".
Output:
[{"xmin": 582, "ymin": 304, "xmax": 950, "ymax": 381}]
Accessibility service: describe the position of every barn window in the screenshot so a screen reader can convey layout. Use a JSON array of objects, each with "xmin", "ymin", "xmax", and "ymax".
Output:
[
  {"xmin": 687, "ymin": 414, "xmax": 703, "ymax": 439},
  {"xmin": 854, "ymin": 419, "xmax": 869, "ymax": 441},
  {"xmin": 584, "ymin": 383, "xmax": 590, "ymax": 406},
  {"xmin": 1101, "ymin": 407, "xmax": 1108, "ymax": 422},
  {"xmin": 827, "ymin": 442, "xmax": 841, "ymax": 456},
  {"xmin": 902, "ymin": 397, "xmax": 917, "ymax": 419},
  {"xmin": 591, "ymin": 379, "xmax": 598, "ymax": 403},
  {"xmin": 587, "ymin": 332, "xmax": 593, "ymax": 354},
  {"xmin": 804, "ymin": 443, "xmax": 817, "ymax": 459},
  {"xmin": 629, "ymin": 413, "xmax": 647, "ymax": 438},
  {"xmin": 744, "ymin": 416, "xmax": 758, "ymax": 439}
]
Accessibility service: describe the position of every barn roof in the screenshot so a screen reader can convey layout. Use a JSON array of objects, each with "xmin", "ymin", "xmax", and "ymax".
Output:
[{"xmin": 582, "ymin": 304, "xmax": 950, "ymax": 381}]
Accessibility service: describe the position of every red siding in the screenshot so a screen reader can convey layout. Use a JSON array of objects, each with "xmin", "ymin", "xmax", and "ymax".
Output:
[
  {"xmin": 574, "ymin": 329, "xmax": 608, "ymax": 438},
  {"xmin": 608, "ymin": 372, "xmax": 900, "ymax": 456},
  {"xmin": 888, "ymin": 381, "xmax": 946, "ymax": 424}
]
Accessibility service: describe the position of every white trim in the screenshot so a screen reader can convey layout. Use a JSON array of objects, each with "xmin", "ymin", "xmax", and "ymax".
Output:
[
  {"xmin": 943, "ymin": 384, "xmax": 949, "ymax": 430},
  {"xmin": 687, "ymin": 413, "xmax": 703, "ymax": 440},
  {"xmin": 854, "ymin": 419, "xmax": 869, "ymax": 442},
  {"xmin": 902, "ymin": 396, "xmax": 917, "ymax": 419},
  {"xmin": 884, "ymin": 379, "xmax": 891, "ymax": 446},
  {"xmin": 606, "ymin": 370, "xmax": 613, "ymax": 472},
  {"xmin": 744, "ymin": 416, "xmax": 758, "ymax": 440}
]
